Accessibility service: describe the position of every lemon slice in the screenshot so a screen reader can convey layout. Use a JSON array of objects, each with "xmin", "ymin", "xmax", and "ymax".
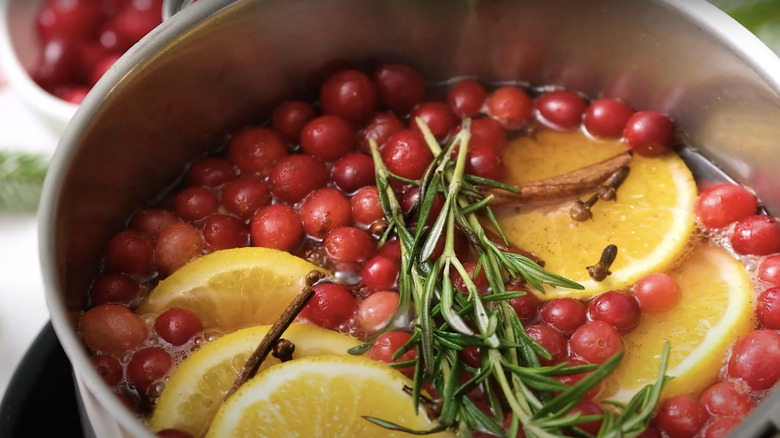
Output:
[
  {"xmin": 601, "ymin": 243, "xmax": 754, "ymax": 402},
  {"xmin": 497, "ymin": 129, "xmax": 697, "ymax": 299},
  {"xmin": 205, "ymin": 355, "xmax": 454, "ymax": 438},
  {"xmin": 149, "ymin": 323, "xmax": 361, "ymax": 437},
  {"xmin": 137, "ymin": 247, "xmax": 327, "ymax": 330}
]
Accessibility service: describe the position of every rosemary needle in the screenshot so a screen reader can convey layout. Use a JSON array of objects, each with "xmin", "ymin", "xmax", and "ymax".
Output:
[{"xmin": 364, "ymin": 119, "xmax": 670, "ymax": 438}]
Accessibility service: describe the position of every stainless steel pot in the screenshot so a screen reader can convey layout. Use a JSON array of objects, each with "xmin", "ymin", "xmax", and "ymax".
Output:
[{"xmin": 38, "ymin": 0, "xmax": 780, "ymax": 436}]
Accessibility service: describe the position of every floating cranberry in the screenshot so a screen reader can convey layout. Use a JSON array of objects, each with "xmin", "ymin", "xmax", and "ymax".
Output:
[
  {"xmin": 221, "ymin": 175, "xmax": 270, "ymax": 220},
  {"xmin": 699, "ymin": 380, "xmax": 753, "ymax": 418},
  {"xmin": 155, "ymin": 222, "xmax": 204, "ymax": 276},
  {"xmin": 728, "ymin": 329, "xmax": 780, "ymax": 390},
  {"xmin": 331, "ymin": 153, "xmax": 375, "ymax": 193},
  {"xmin": 359, "ymin": 112, "xmax": 405, "ymax": 153},
  {"xmin": 631, "ymin": 272, "xmax": 680, "ymax": 313},
  {"xmin": 540, "ymin": 298, "xmax": 587, "ymax": 336},
  {"xmin": 703, "ymin": 417, "xmax": 741, "ymax": 438},
  {"xmin": 99, "ymin": 0, "xmax": 163, "ymax": 53},
  {"xmin": 447, "ymin": 79, "xmax": 487, "ymax": 118},
  {"xmin": 695, "ymin": 183, "xmax": 758, "ymax": 229},
  {"xmin": 729, "ymin": 214, "xmax": 780, "ymax": 256},
  {"xmin": 526, "ymin": 324, "xmax": 567, "ymax": 364},
  {"xmin": 172, "ymin": 186, "xmax": 219, "ymax": 222},
  {"xmin": 756, "ymin": 286, "xmax": 780, "ymax": 329},
  {"xmin": 104, "ymin": 230, "xmax": 154, "ymax": 276},
  {"xmin": 507, "ymin": 285, "xmax": 540, "ymax": 325},
  {"xmin": 227, "ymin": 127, "xmax": 288, "ymax": 176},
  {"xmin": 319, "ymin": 69, "xmax": 378, "ymax": 123},
  {"xmin": 323, "ymin": 226, "xmax": 375, "ymax": 263},
  {"xmin": 155, "ymin": 307, "xmax": 203, "ymax": 346},
  {"xmin": 583, "ymin": 98, "xmax": 634, "ymax": 138},
  {"xmin": 350, "ymin": 186, "xmax": 385, "ymax": 228},
  {"xmin": 299, "ymin": 188, "xmax": 352, "ymax": 239},
  {"xmin": 758, "ymin": 255, "xmax": 780, "ymax": 286},
  {"xmin": 186, "ymin": 157, "xmax": 236, "ymax": 188},
  {"xmin": 271, "ymin": 100, "xmax": 316, "ymax": 143},
  {"xmin": 466, "ymin": 144, "xmax": 505, "ymax": 180},
  {"xmin": 80, "ymin": 304, "xmax": 147, "ymax": 355},
  {"xmin": 587, "ymin": 290, "xmax": 641, "ymax": 333},
  {"xmin": 567, "ymin": 399, "xmax": 603, "ymax": 435},
  {"xmin": 656, "ymin": 395, "xmax": 709, "ymax": 438},
  {"xmin": 250, "ymin": 204, "xmax": 304, "ymax": 252},
  {"xmin": 201, "ymin": 214, "xmax": 248, "ymax": 251},
  {"xmin": 468, "ymin": 117, "xmax": 507, "ymax": 152},
  {"xmin": 36, "ymin": 0, "xmax": 105, "ymax": 42},
  {"xmin": 370, "ymin": 331, "xmax": 417, "ymax": 377},
  {"xmin": 268, "ymin": 154, "xmax": 329, "ymax": 203},
  {"xmin": 299, "ymin": 115, "xmax": 357, "ymax": 162},
  {"xmin": 623, "ymin": 111, "xmax": 675, "ymax": 157},
  {"xmin": 380, "ymin": 129, "xmax": 434, "ymax": 181},
  {"xmin": 374, "ymin": 64, "xmax": 425, "ymax": 116},
  {"xmin": 411, "ymin": 101, "xmax": 457, "ymax": 141},
  {"xmin": 299, "ymin": 283, "xmax": 358, "ymax": 331},
  {"xmin": 486, "ymin": 85, "xmax": 533, "ymax": 130},
  {"xmin": 535, "ymin": 90, "xmax": 587, "ymax": 131},
  {"xmin": 127, "ymin": 347, "xmax": 172, "ymax": 393},
  {"xmin": 129, "ymin": 208, "xmax": 178, "ymax": 239},
  {"xmin": 358, "ymin": 290, "xmax": 399, "ymax": 335},
  {"xmin": 90, "ymin": 354, "xmax": 123, "ymax": 386},
  {"xmin": 569, "ymin": 320, "xmax": 623, "ymax": 365},
  {"xmin": 361, "ymin": 256, "xmax": 400, "ymax": 292},
  {"xmin": 90, "ymin": 273, "xmax": 142, "ymax": 305}
]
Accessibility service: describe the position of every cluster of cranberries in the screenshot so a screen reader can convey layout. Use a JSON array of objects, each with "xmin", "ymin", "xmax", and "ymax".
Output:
[
  {"xmin": 76, "ymin": 60, "xmax": 779, "ymax": 438},
  {"xmin": 30, "ymin": 0, "xmax": 163, "ymax": 103}
]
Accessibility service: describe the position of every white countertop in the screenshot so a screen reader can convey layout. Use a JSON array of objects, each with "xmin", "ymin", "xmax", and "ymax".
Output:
[{"xmin": 0, "ymin": 79, "xmax": 59, "ymax": 401}]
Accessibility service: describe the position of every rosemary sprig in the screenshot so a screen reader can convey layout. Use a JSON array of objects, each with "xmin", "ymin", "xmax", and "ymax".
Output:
[
  {"xmin": 363, "ymin": 119, "xmax": 670, "ymax": 437},
  {"xmin": 0, "ymin": 150, "xmax": 49, "ymax": 213}
]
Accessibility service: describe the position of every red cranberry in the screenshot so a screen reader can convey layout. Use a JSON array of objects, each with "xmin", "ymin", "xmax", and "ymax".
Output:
[
  {"xmin": 319, "ymin": 69, "xmax": 378, "ymax": 123},
  {"xmin": 587, "ymin": 291, "xmax": 641, "ymax": 333},
  {"xmin": 623, "ymin": 111, "xmax": 676, "ymax": 157},
  {"xmin": 373, "ymin": 64, "xmax": 425, "ymax": 116}
]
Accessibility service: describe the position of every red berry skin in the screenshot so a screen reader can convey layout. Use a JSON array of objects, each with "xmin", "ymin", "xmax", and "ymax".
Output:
[
  {"xmin": 623, "ymin": 111, "xmax": 675, "ymax": 157},
  {"xmin": 299, "ymin": 115, "xmax": 357, "ymax": 162},
  {"xmin": 227, "ymin": 127, "xmax": 288, "ymax": 176},
  {"xmin": 695, "ymin": 183, "xmax": 758, "ymax": 229},
  {"xmin": 126, "ymin": 347, "xmax": 172, "ymax": 392},
  {"xmin": 250, "ymin": 204, "xmax": 304, "ymax": 253},
  {"xmin": 757, "ymin": 286, "xmax": 780, "ymax": 329},
  {"xmin": 540, "ymin": 298, "xmax": 587, "ymax": 336},
  {"xmin": 587, "ymin": 290, "xmax": 641, "ymax": 333},
  {"xmin": 583, "ymin": 98, "xmax": 634, "ymax": 139},
  {"xmin": 299, "ymin": 188, "xmax": 352, "ymax": 239},
  {"xmin": 447, "ymin": 79, "xmax": 488, "ymax": 118},
  {"xmin": 323, "ymin": 226, "xmax": 376, "ymax": 263},
  {"xmin": 154, "ymin": 307, "xmax": 203, "ymax": 346},
  {"xmin": 319, "ymin": 69, "xmax": 378, "ymax": 123},
  {"xmin": 535, "ymin": 90, "xmax": 587, "ymax": 131},
  {"xmin": 699, "ymin": 380, "xmax": 753, "ymax": 418},
  {"xmin": 703, "ymin": 417, "xmax": 741, "ymax": 438},
  {"xmin": 272, "ymin": 101, "xmax": 316, "ymax": 143},
  {"xmin": 759, "ymin": 255, "xmax": 780, "ymax": 286},
  {"xmin": 370, "ymin": 331, "xmax": 417, "ymax": 377},
  {"xmin": 380, "ymin": 129, "xmax": 434, "ymax": 181},
  {"xmin": 729, "ymin": 215, "xmax": 780, "ymax": 256},
  {"xmin": 486, "ymin": 86, "xmax": 533, "ymax": 129},
  {"xmin": 80, "ymin": 304, "xmax": 148, "ymax": 355},
  {"xmin": 728, "ymin": 329, "xmax": 780, "ymax": 390},
  {"xmin": 655, "ymin": 395, "xmax": 709, "ymax": 438},
  {"xmin": 374, "ymin": 64, "xmax": 426, "ymax": 116},
  {"xmin": 569, "ymin": 320, "xmax": 624, "ymax": 365},
  {"xmin": 298, "ymin": 283, "xmax": 358, "ymax": 331},
  {"xmin": 90, "ymin": 354, "xmax": 123, "ymax": 386},
  {"xmin": 268, "ymin": 154, "xmax": 329, "ymax": 204}
]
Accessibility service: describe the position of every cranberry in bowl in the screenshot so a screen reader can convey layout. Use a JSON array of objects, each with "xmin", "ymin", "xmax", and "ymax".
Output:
[{"xmin": 0, "ymin": 0, "xmax": 165, "ymax": 135}]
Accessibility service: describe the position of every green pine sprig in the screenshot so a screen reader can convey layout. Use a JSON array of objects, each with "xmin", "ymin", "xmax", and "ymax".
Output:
[{"xmin": 0, "ymin": 150, "xmax": 49, "ymax": 213}]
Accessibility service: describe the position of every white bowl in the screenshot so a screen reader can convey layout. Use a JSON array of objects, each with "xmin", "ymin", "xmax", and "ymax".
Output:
[{"xmin": 0, "ymin": 0, "xmax": 79, "ymax": 136}]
